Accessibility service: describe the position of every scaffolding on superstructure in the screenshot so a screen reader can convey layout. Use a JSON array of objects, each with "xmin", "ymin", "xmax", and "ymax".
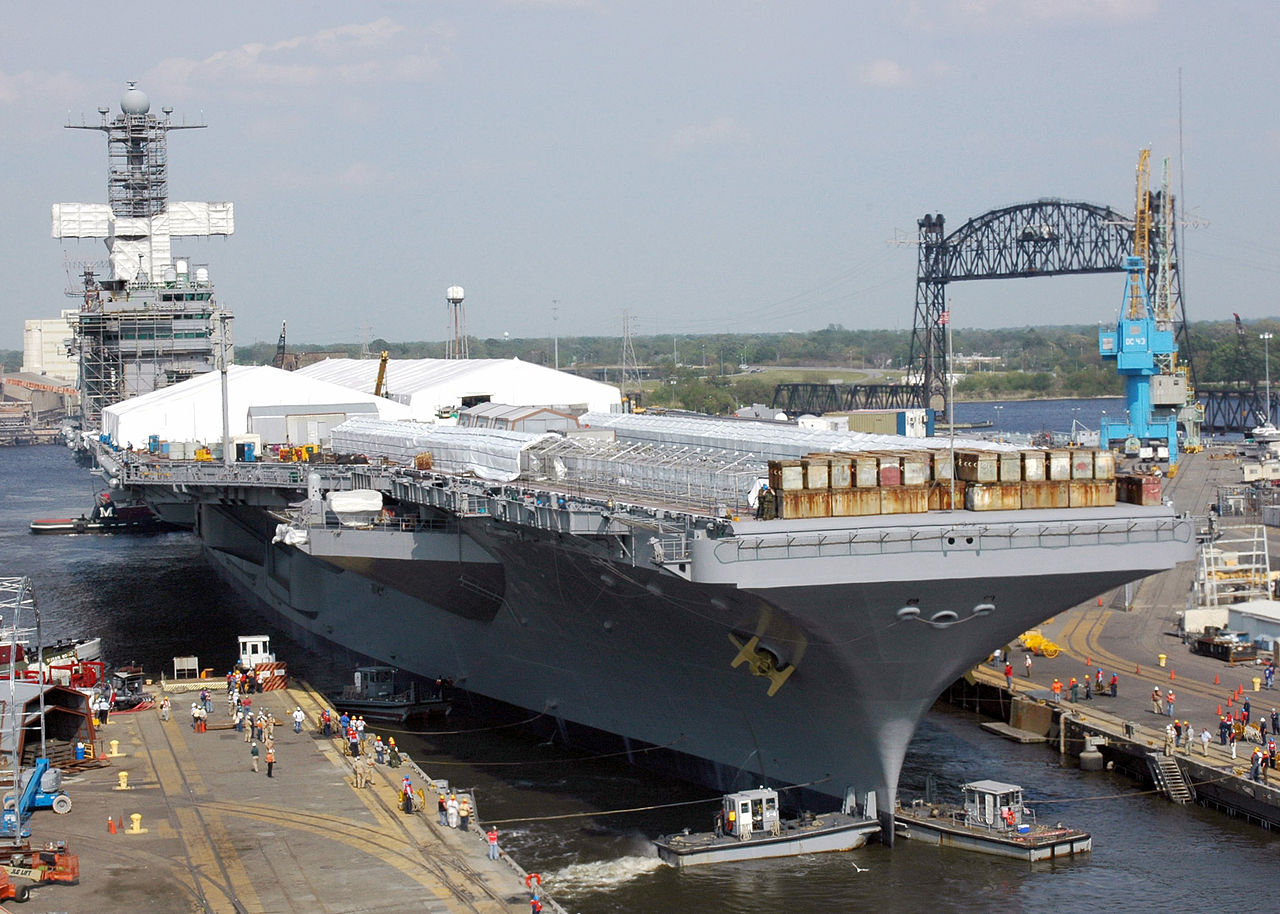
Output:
[{"xmin": 57, "ymin": 83, "xmax": 234, "ymax": 429}]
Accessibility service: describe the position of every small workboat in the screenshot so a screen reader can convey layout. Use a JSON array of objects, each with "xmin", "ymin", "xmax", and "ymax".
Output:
[
  {"xmin": 653, "ymin": 787, "xmax": 881, "ymax": 867},
  {"xmin": 333, "ymin": 666, "xmax": 451, "ymax": 724},
  {"xmin": 894, "ymin": 779, "xmax": 1091, "ymax": 861},
  {"xmin": 30, "ymin": 493, "xmax": 176, "ymax": 535}
]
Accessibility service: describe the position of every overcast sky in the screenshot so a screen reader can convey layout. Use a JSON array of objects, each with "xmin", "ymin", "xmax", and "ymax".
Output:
[{"xmin": 2, "ymin": 1, "xmax": 1276, "ymax": 349}]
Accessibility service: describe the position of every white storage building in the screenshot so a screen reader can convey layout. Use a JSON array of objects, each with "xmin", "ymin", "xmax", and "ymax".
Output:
[
  {"xmin": 296, "ymin": 358, "xmax": 621, "ymax": 421},
  {"xmin": 102, "ymin": 365, "xmax": 413, "ymax": 447}
]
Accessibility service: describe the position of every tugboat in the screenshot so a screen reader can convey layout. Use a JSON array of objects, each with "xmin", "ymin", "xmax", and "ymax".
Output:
[
  {"xmin": 653, "ymin": 787, "xmax": 881, "ymax": 867},
  {"xmin": 30, "ymin": 492, "xmax": 177, "ymax": 535},
  {"xmin": 894, "ymin": 779, "xmax": 1091, "ymax": 861},
  {"xmin": 333, "ymin": 666, "xmax": 451, "ymax": 724}
]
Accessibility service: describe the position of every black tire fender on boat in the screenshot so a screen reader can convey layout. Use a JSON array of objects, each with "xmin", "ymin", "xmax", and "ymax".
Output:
[{"xmin": 73, "ymin": 521, "xmax": 87, "ymax": 534}]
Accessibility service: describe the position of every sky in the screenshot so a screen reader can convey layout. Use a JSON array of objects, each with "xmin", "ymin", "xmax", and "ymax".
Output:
[{"xmin": 2, "ymin": 0, "xmax": 1278, "ymax": 349}]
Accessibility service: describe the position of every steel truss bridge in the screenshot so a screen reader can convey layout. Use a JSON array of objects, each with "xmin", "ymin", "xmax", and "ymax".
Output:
[{"xmin": 774, "ymin": 198, "xmax": 1195, "ymax": 419}]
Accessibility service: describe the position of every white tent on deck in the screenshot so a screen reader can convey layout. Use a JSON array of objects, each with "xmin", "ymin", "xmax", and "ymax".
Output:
[
  {"xmin": 101, "ymin": 365, "xmax": 413, "ymax": 446},
  {"xmin": 295, "ymin": 358, "xmax": 621, "ymax": 421}
]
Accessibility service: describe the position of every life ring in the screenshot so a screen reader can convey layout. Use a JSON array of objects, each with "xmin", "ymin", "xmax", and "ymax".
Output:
[
  {"xmin": 1001, "ymin": 809, "xmax": 1016, "ymax": 827},
  {"xmin": 525, "ymin": 873, "xmax": 542, "ymax": 888}
]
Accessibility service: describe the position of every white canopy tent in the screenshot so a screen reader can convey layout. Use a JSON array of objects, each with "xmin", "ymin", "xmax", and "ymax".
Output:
[
  {"xmin": 102, "ymin": 365, "xmax": 413, "ymax": 446},
  {"xmin": 297, "ymin": 358, "xmax": 621, "ymax": 421}
]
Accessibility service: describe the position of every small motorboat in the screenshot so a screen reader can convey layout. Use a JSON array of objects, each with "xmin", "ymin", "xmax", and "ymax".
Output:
[
  {"xmin": 653, "ymin": 787, "xmax": 881, "ymax": 867},
  {"xmin": 333, "ymin": 666, "xmax": 451, "ymax": 724},
  {"xmin": 30, "ymin": 493, "xmax": 177, "ymax": 535},
  {"xmin": 894, "ymin": 779, "xmax": 1091, "ymax": 861}
]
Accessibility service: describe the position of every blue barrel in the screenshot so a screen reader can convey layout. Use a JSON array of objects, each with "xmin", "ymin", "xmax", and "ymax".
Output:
[{"xmin": 74, "ymin": 742, "xmax": 85, "ymax": 761}]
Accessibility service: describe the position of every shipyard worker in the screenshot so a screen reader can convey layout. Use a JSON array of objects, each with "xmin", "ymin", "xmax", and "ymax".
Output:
[
  {"xmin": 1230, "ymin": 728, "xmax": 1238, "ymax": 760},
  {"xmin": 1163, "ymin": 724, "xmax": 1174, "ymax": 757},
  {"xmin": 1201, "ymin": 727, "xmax": 1212, "ymax": 756},
  {"xmin": 339, "ymin": 712, "xmax": 351, "ymax": 733},
  {"xmin": 265, "ymin": 747, "xmax": 275, "ymax": 778},
  {"xmin": 1151, "ymin": 687, "xmax": 1163, "ymax": 715},
  {"xmin": 1173, "ymin": 720, "xmax": 1183, "ymax": 747},
  {"xmin": 374, "ymin": 736, "xmax": 386, "ymax": 765},
  {"xmin": 1095, "ymin": 668, "xmax": 1104, "ymax": 692},
  {"xmin": 1109, "ymin": 673, "xmax": 1118, "ymax": 697},
  {"xmin": 1251, "ymin": 747, "xmax": 1263, "ymax": 781},
  {"xmin": 159, "ymin": 696, "xmax": 171, "ymax": 722},
  {"xmin": 1220, "ymin": 717, "xmax": 1230, "ymax": 746},
  {"xmin": 755, "ymin": 484, "xmax": 769, "ymax": 519},
  {"xmin": 487, "ymin": 826, "xmax": 499, "ymax": 860},
  {"xmin": 447, "ymin": 793, "xmax": 460, "ymax": 827},
  {"xmin": 1266, "ymin": 665, "xmax": 1275, "ymax": 689},
  {"xmin": 438, "ymin": 791, "xmax": 448, "ymax": 825},
  {"xmin": 292, "ymin": 707, "xmax": 305, "ymax": 734},
  {"xmin": 1003, "ymin": 662, "xmax": 1013, "ymax": 689},
  {"xmin": 250, "ymin": 741, "xmax": 260, "ymax": 773},
  {"xmin": 389, "ymin": 742, "xmax": 402, "ymax": 768},
  {"xmin": 191, "ymin": 702, "xmax": 200, "ymax": 730},
  {"xmin": 322, "ymin": 709, "xmax": 332, "ymax": 737},
  {"xmin": 1051, "ymin": 679, "xmax": 1062, "ymax": 702},
  {"xmin": 1024, "ymin": 654, "xmax": 1032, "ymax": 678},
  {"xmin": 1083, "ymin": 677, "xmax": 1092, "ymax": 701},
  {"xmin": 1243, "ymin": 695, "xmax": 1251, "ymax": 724},
  {"xmin": 459, "ymin": 795, "xmax": 471, "ymax": 831},
  {"xmin": 1273, "ymin": 709, "xmax": 1279, "ymax": 734},
  {"xmin": 1069, "ymin": 677, "xmax": 1079, "ymax": 702},
  {"xmin": 1166, "ymin": 690, "xmax": 1176, "ymax": 718},
  {"xmin": 1270, "ymin": 737, "xmax": 1278, "ymax": 769},
  {"xmin": 530, "ymin": 897, "xmax": 542, "ymax": 914}
]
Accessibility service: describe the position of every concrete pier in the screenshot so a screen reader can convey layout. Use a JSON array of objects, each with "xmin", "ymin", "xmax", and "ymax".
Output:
[{"xmin": 26, "ymin": 681, "xmax": 547, "ymax": 913}]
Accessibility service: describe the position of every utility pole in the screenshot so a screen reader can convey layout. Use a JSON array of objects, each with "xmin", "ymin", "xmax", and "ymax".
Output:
[{"xmin": 553, "ymin": 300, "xmax": 559, "ymax": 371}]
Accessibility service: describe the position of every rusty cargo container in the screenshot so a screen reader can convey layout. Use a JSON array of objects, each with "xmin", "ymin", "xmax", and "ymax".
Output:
[
  {"xmin": 1116, "ymin": 474, "xmax": 1162, "ymax": 505},
  {"xmin": 829, "ymin": 456, "xmax": 853, "ymax": 488},
  {"xmin": 1092, "ymin": 449, "xmax": 1116, "ymax": 480},
  {"xmin": 931, "ymin": 451, "xmax": 954, "ymax": 482},
  {"xmin": 877, "ymin": 454, "xmax": 902, "ymax": 486},
  {"xmin": 964, "ymin": 482, "xmax": 1023, "ymax": 511},
  {"xmin": 1020, "ymin": 480, "xmax": 1071, "ymax": 509},
  {"xmin": 1020, "ymin": 450, "xmax": 1047, "ymax": 482},
  {"xmin": 997, "ymin": 451, "xmax": 1022, "ymax": 483},
  {"xmin": 880, "ymin": 485, "xmax": 929, "ymax": 514},
  {"xmin": 780, "ymin": 490, "xmax": 832, "ymax": 518},
  {"xmin": 772, "ymin": 460, "xmax": 804, "ymax": 491},
  {"xmin": 1068, "ymin": 479, "xmax": 1117, "ymax": 507},
  {"xmin": 853, "ymin": 455, "xmax": 879, "ymax": 488},
  {"xmin": 1070, "ymin": 449, "xmax": 1095, "ymax": 480},
  {"xmin": 927, "ymin": 481, "xmax": 966, "ymax": 511},
  {"xmin": 955, "ymin": 450, "xmax": 999, "ymax": 483},
  {"xmin": 899, "ymin": 453, "xmax": 930, "ymax": 487},
  {"xmin": 830, "ymin": 488, "xmax": 882, "ymax": 517},
  {"xmin": 803, "ymin": 456, "xmax": 831, "ymax": 490},
  {"xmin": 1046, "ymin": 449, "xmax": 1072, "ymax": 481}
]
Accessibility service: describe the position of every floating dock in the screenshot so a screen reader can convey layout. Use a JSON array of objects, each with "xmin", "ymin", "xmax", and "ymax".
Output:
[{"xmin": 30, "ymin": 679, "xmax": 550, "ymax": 913}]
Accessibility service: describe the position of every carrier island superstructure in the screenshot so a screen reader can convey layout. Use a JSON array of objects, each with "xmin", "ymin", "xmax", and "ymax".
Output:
[
  {"xmin": 92, "ymin": 410, "xmax": 1194, "ymax": 841},
  {"xmin": 51, "ymin": 83, "xmax": 234, "ymax": 431}
]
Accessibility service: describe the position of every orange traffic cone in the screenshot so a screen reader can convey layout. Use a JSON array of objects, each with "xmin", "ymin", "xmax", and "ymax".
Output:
[
  {"xmin": 1217, "ymin": 704, "xmax": 1223, "ymax": 716},
  {"xmin": 1214, "ymin": 674, "xmax": 1220, "ymax": 685},
  {"xmin": 1228, "ymin": 696, "xmax": 1234, "ymax": 707},
  {"xmin": 1097, "ymin": 597, "xmax": 1103, "ymax": 606},
  {"xmin": 1136, "ymin": 664, "xmax": 1141, "ymax": 675},
  {"xmin": 108, "ymin": 817, "xmax": 116, "ymax": 834},
  {"xmin": 1170, "ymin": 669, "xmax": 1176, "ymax": 680},
  {"xmin": 1087, "ymin": 656, "xmax": 1092, "ymax": 666}
]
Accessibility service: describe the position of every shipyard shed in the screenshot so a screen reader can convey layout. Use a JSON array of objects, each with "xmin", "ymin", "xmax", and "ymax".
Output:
[
  {"xmin": 102, "ymin": 365, "xmax": 413, "ymax": 446},
  {"xmin": 296, "ymin": 357, "xmax": 621, "ymax": 421},
  {"xmin": 457, "ymin": 403, "xmax": 580, "ymax": 433}
]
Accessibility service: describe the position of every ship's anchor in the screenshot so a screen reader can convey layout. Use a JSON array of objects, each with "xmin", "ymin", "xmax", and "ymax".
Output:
[{"xmin": 728, "ymin": 634, "xmax": 795, "ymax": 697}]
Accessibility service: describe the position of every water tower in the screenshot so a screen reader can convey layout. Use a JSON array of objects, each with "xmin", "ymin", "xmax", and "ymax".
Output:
[{"xmin": 445, "ymin": 285, "xmax": 468, "ymax": 359}]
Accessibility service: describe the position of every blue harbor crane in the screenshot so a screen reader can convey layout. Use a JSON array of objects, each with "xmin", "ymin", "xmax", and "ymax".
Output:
[{"xmin": 1097, "ymin": 253, "xmax": 1179, "ymax": 464}]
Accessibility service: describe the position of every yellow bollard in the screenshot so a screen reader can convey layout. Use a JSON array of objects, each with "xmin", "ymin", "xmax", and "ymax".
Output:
[
  {"xmin": 114, "ymin": 771, "xmax": 131, "ymax": 791},
  {"xmin": 125, "ymin": 813, "xmax": 148, "ymax": 834},
  {"xmin": 108, "ymin": 739, "xmax": 123, "ymax": 757}
]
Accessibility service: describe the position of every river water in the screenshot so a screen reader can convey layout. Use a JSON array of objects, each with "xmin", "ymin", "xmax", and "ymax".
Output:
[{"xmin": 3, "ymin": 408, "xmax": 1274, "ymax": 912}]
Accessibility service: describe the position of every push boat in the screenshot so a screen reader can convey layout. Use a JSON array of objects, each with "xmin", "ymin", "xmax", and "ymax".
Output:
[
  {"xmin": 332, "ymin": 665, "xmax": 452, "ymax": 724},
  {"xmin": 653, "ymin": 787, "xmax": 881, "ymax": 867},
  {"xmin": 30, "ymin": 494, "xmax": 175, "ymax": 535},
  {"xmin": 893, "ymin": 779, "xmax": 1091, "ymax": 861}
]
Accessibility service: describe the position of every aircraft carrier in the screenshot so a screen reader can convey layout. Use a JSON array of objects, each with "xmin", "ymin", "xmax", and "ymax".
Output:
[{"xmin": 93, "ymin": 414, "xmax": 1194, "ymax": 841}]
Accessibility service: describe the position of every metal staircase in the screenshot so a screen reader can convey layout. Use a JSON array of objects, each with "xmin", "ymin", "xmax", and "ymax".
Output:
[{"xmin": 1148, "ymin": 753, "xmax": 1195, "ymax": 804}]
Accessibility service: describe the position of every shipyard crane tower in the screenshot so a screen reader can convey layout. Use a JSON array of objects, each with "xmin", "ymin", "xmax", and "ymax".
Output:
[{"xmin": 1097, "ymin": 150, "xmax": 1182, "ymax": 463}]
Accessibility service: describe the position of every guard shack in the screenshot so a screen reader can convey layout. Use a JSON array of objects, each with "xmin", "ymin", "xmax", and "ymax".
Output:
[
  {"xmin": 963, "ymin": 780, "xmax": 1025, "ymax": 831},
  {"xmin": 237, "ymin": 635, "xmax": 275, "ymax": 669},
  {"xmin": 722, "ymin": 788, "xmax": 781, "ymax": 840}
]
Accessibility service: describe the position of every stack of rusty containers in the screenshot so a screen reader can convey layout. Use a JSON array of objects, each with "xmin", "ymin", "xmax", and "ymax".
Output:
[
  {"xmin": 1114, "ymin": 473, "xmax": 1164, "ymax": 505},
  {"xmin": 957, "ymin": 448, "xmax": 1115, "ymax": 510},
  {"xmin": 767, "ymin": 447, "xmax": 1127, "ymax": 519}
]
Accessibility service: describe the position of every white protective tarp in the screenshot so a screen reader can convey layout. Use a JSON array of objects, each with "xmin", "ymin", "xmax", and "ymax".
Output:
[
  {"xmin": 298, "ymin": 358, "xmax": 621, "ymax": 420},
  {"xmin": 329, "ymin": 416, "xmax": 554, "ymax": 481},
  {"xmin": 577, "ymin": 411, "xmax": 1021, "ymax": 461},
  {"xmin": 51, "ymin": 202, "xmax": 112, "ymax": 238},
  {"xmin": 327, "ymin": 489, "xmax": 384, "ymax": 527},
  {"xmin": 168, "ymin": 201, "xmax": 235, "ymax": 236},
  {"xmin": 102, "ymin": 365, "xmax": 413, "ymax": 446}
]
